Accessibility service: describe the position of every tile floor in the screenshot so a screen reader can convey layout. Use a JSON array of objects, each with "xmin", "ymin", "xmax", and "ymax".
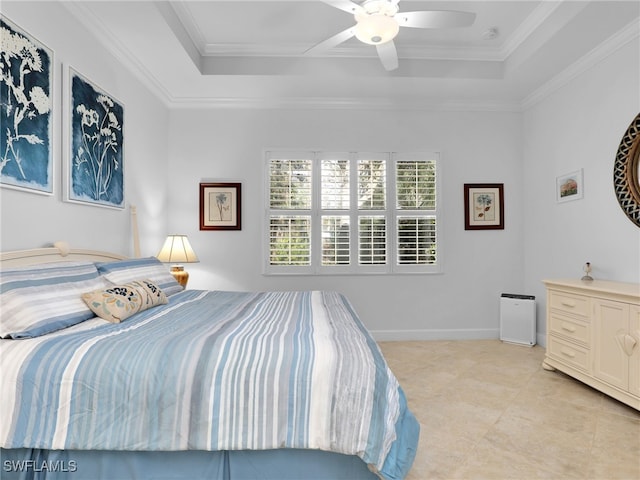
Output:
[{"xmin": 378, "ymin": 340, "xmax": 640, "ymax": 480}]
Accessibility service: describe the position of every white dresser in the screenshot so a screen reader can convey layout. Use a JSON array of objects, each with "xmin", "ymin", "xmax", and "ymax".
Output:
[{"xmin": 543, "ymin": 279, "xmax": 640, "ymax": 410}]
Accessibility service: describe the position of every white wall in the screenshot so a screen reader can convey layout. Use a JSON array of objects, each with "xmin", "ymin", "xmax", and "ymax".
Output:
[
  {"xmin": 0, "ymin": 2, "xmax": 170, "ymax": 256},
  {"xmin": 523, "ymin": 39, "xmax": 640, "ymax": 344},
  {"xmin": 167, "ymin": 108, "xmax": 524, "ymax": 338}
]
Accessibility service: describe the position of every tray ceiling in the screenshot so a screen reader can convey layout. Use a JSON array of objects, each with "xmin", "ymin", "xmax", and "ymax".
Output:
[{"xmin": 56, "ymin": 0, "xmax": 640, "ymax": 109}]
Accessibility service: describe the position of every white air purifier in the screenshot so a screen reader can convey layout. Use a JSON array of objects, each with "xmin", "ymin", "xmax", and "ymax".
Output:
[{"xmin": 500, "ymin": 293, "xmax": 536, "ymax": 346}]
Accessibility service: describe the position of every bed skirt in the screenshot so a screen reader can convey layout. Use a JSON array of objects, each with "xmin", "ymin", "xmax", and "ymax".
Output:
[{"xmin": 1, "ymin": 448, "xmax": 379, "ymax": 480}]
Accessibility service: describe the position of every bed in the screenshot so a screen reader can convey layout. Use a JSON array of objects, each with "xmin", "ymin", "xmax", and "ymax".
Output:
[{"xmin": 0, "ymin": 243, "xmax": 419, "ymax": 480}]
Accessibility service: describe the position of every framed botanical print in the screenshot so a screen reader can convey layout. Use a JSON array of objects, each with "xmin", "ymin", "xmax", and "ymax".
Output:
[
  {"xmin": 200, "ymin": 182, "xmax": 241, "ymax": 230},
  {"xmin": 464, "ymin": 183, "xmax": 504, "ymax": 230},
  {"xmin": 64, "ymin": 67, "xmax": 124, "ymax": 209},
  {"xmin": 0, "ymin": 15, "xmax": 53, "ymax": 194}
]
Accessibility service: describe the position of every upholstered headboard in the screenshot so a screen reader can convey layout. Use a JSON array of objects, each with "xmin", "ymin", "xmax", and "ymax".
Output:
[{"xmin": 0, "ymin": 241, "xmax": 127, "ymax": 268}]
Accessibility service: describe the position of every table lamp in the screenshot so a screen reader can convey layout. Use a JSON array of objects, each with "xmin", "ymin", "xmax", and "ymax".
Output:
[{"xmin": 156, "ymin": 235, "xmax": 199, "ymax": 288}]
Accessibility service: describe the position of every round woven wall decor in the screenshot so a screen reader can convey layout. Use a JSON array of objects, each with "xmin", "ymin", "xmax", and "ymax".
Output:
[{"xmin": 614, "ymin": 113, "xmax": 640, "ymax": 228}]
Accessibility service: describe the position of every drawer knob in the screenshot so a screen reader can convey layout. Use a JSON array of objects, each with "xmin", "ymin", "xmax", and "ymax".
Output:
[
  {"xmin": 561, "ymin": 301, "xmax": 576, "ymax": 308},
  {"xmin": 561, "ymin": 323, "xmax": 577, "ymax": 333},
  {"xmin": 560, "ymin": 348, "xmax": 576, "ymax": 358}
]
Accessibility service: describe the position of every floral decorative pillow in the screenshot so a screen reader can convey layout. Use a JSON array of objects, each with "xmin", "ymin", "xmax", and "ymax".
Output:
[{"xmin": 82, "ymin": 279, "xmax": 167, "ymax": 323}]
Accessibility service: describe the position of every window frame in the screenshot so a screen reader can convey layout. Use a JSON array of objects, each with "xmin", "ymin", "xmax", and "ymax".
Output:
[{"xmin": 264, "ymin": 150, "xmax": 442, "ymax": 275}]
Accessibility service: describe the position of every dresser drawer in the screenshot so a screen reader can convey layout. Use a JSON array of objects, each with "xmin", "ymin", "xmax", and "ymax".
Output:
[
  {"xmin": 548, "ymin": 336, "xmax": 590, "ymax": 372},
  {"xmin": 549, "ymin": 313, "xmax": 590, "ymax": 345},
  {"xmin": 549, "ymin": 290, "xmax": 590, "ymax": 318}
]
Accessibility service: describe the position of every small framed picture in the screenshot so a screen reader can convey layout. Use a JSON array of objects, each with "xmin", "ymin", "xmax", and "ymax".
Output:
[
  {"xmin": 200, "ymin": 182, "xmax": 241, "ymax": 230},
  {"xmin": 464, "ymin": 183, "xmax": 504, "ymax": 230},
  {"xmin": 556, "ymin": 169, "xmax": 584, "ymax": 203}
]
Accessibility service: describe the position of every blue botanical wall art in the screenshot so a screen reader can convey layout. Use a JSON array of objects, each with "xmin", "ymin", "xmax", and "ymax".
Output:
[
  {"xmin": 67, "ymin": 68, "xmax": 124, "ymax": 209},
  {"xmin": 0, "ymin": 16, "xmax": 53, "ymax": 194}
]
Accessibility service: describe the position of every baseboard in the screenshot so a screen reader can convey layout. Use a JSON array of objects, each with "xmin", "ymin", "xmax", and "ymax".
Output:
[{"xmin": 371, "ymin": 328, "xmax": 500, "ymax": 342}]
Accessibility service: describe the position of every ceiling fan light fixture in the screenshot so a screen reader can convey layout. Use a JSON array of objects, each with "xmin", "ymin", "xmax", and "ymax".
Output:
[{"xmin": 354, "ymin": 14, "xmax": 399, "ymax": 45}]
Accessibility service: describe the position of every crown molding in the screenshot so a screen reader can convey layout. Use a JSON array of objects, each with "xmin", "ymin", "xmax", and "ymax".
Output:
[
  {"xmin": 169, "ymin": 1, "xmax": 207, "ymax": 57},
  {"xmin": 202, "ymin": 42, "xmax": 505, "ymax": 62},
  {"xmin": 62, "ymin": 2, "xmax": 173, "ymax": 107},
  {"xmin": 521, "ymin": 17, "xmax": 640, "ymax": 110},
  {"xmin": 165, "ymin": 95, "xmax": 522, "ymax": 112}
]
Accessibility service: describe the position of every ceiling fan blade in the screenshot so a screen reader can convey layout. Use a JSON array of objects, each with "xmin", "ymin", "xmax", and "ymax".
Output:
[
  {"xmin": 305, "ymin": 26, "xmax": 356, "ymax": 55},
  {"xmin": 320, "ymin": 0, "xmax": 364, "ymax": 15},
  {"xmin": 376, "ymin": 41, "xmax": 398, "ymax": 71},
  {"xmin": 395, "ymin": 10, "xmax": 476, "ymax": 29}
]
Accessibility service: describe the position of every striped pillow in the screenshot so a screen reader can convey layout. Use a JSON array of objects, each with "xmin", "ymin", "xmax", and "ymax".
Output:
[
  {"xmin": 0, "ymin": 262, "xmax": 111, "ymax": 339},
  {"xmin": 96, "ymin": 257, "xmax": 183, "ymax": 296}
]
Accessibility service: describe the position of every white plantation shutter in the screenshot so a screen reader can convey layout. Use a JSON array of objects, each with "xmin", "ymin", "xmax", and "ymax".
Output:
[
  {"xmin": 322, "ymin": 216, "xmax": 350, "ymax": 265},
  {"xmin": 269, "ymin": 216, "xmax": 311, "ymax": 266},
  {"xmin": 395, "ymin": 158, "xmax": 438, "ymax": 269},
  {"xmin": 358, "ymin": 158, "xmax": 386, "ymax": 210},
  {"xmin": 356, "ymin": 154, "xmax": 388, "ymax": 271},
  {"xmin": 269, "ymin": 158, "xmax": 312, "ymax": 209},
  {"xmin": 267, "ymin": 153, "xmax": 313, "ymax": 271},
  {"xmin": 319, "ymin": 153, "xmax": 352, "ymax": 272},
  {"xmin": 396, "ymin": 160, "xmax": 436, "ymax": 209},
  {"xmin": 359, "ymin": 216, "xmax": 386, "ymax": 265},
  {"xmin": 397, "ymin": 216, "xmax": 437, "ymax": 265},
  {"xmin": 321, "ymin": 158, "xmax": 350, "ymax": 210},
  {"xmin": 265, "ymin": 151, "xmax": 441, "ymax": 274}
]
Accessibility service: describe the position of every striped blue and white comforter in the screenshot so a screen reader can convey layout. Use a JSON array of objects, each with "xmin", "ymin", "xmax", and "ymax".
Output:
[{"xmin": 0, "ymin": 290, "xmax": 419, "ymax": 479}]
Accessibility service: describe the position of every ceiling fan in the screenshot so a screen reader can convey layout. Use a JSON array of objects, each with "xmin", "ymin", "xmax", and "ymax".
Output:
[{"xmin": 305, "ymin": 0, "xmax": 476, "ymax": 71}]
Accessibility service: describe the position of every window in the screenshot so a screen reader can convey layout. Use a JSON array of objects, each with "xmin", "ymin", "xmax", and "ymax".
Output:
[{"xmin": 265, "ymin": 151, "xmax": 440, "ymax": 274}]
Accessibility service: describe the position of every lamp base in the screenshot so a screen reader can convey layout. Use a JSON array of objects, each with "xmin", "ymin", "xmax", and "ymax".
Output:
[{"xmin": 170, "ymin": 265, "xmax": 189, "ymax": 288}]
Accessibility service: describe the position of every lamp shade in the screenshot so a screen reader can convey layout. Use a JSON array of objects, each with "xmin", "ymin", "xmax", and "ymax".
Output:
[{"xmin": 156, "ymin": 235, "xmax": 199, "ymax": 264}]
